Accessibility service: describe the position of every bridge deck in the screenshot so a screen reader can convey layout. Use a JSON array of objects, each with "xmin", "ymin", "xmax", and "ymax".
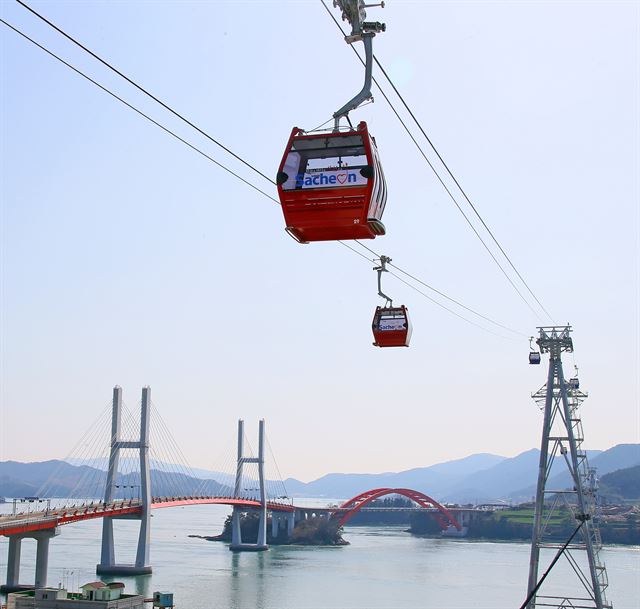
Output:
[{"xmin": 0, "ymin": 496, "xmax": 295, "ymax": 537}]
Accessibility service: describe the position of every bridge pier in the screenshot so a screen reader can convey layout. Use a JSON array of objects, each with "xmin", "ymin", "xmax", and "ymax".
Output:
[
  {"xmin": 231, "ymin": 507, "xmax": 243, "ymax": 547},
  {"xmin": 96, "ymin": 386, "xmax": 152, "ymax": 575},
  {"xmin": 1, "ymin": 528, "xmax": 60, "ymax": 593},
  {"xmin": 269, "ymin": 511, "xmax": 295, "ymax": 541},
  {"xmin": 34, "ymin": 529, "xmax": 57, "ymax": 588},
  {"xmin": 287, "ymin": 511, "xmax": 295, "ymax": 536},
  {"xmin": 271, "ymin": 512, "xmax": 281, "ymax": 539},
  {"xmin": 6, "ymin": 535, "xmax": 22, "ymax": 590}
]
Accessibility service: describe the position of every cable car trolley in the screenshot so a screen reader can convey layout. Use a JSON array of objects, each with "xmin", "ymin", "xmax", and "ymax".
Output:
[
  {"xmin": 276, "ymin": 0, "xmax": 387, "ymax": 243},
  {"xmin": 277, "ymin": 122, "xmax": 387, "ymax": 243},
  {"xmin": 371, "ymin": 255, "xmax": 412, "ymax": 347}
]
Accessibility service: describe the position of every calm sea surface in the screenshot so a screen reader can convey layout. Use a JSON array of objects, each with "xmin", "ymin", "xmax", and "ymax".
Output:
[{"xmin": 1, "ymin": 502, "xmax": 638, "ymax": 609}]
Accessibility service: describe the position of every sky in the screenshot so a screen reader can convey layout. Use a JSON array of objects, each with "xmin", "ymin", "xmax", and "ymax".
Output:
[{"xmin": 0, "ymin": 0, "xmax": 638, "ymax": 482}]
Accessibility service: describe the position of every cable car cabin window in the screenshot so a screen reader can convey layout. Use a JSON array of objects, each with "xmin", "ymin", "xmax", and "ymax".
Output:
[
  {"xmin": 374, "ymin": 310, "xmax": 408, "ymax": 332},
  {"xmin": 280, "ymin": 135, "xmax": 369, "ymax": 191}
]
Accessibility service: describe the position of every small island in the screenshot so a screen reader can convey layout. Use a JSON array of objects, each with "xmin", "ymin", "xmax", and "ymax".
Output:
[{"xmin": 190, "ymin": 512, "xmax": 348, "ymax": 546}]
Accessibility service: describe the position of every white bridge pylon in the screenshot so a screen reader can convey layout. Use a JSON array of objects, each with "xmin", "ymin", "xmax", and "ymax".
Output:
[
  {"xmin": 231, "ymin": 419, "xmax": 269, "ymax": 551},
  {"xmin": 97, "ymin": 386, "xmax": 152, "ymax": 575}
]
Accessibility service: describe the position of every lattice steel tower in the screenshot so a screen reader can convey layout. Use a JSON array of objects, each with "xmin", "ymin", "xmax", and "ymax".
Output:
[{"xmin": 526, "ymin": 326, "xmax": 611, "ymax": 609}]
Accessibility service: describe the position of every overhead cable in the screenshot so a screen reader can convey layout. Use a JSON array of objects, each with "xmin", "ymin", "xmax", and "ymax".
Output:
[
  {"xmin": 2, "ymin": 18, "xmax": 524, "ymax": 341},
  {"xmin": 388, "ymin": 269, "xmax": 519, "ymax": 342},
  {"xmin": 353, "ymin": 240, "xmax": 526, "ymax": 337},
  {"xmin": 16, "ymin": 0, "xmax": 276, "ymax": 187},
  {"xmin": 17, "ymin": 0, "xmax": 546, "ymax": 324},
  {"xmin": 319, "ymin": 0, "xmax": 551, "ymax": 322},
  {"xmin": 372, "ymin": 55, "xmax": 554, "ymax": 323},
  {"xmin": 0, "ymin": 19, "xmax": 278, "ymax": 204}
]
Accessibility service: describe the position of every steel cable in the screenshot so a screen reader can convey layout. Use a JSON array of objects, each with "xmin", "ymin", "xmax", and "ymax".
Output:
[
  {"xmin": 16, "ymin": 0, "xmax": 276, "ymax": 187},
  {"xmin": 319, "ymin": 0, "xmax": 551, "ymax": 322}
]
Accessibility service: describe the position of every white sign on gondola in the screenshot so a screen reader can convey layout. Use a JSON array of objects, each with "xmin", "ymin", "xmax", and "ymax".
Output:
[
  {"xmin": 379, "ymin": 319, "xmax": 406, "ymax": 331},
  {"xmin": 295, "ymin": 169, "xmax": 367, "ymax": 189}
]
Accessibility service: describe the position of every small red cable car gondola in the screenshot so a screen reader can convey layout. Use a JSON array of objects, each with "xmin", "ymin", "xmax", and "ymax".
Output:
[
  {"xmin": 370, "ymin": 256, "xmax": 412, "ymax": 348},
  {"xmin": 372, "ymin": 305, "xmax": 412, "ymax": 348},
  {"xmin": 276, "ymin": 121, "xmax": 387, "ymax": 243}
]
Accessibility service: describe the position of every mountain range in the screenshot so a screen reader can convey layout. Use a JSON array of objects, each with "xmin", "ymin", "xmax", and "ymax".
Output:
[
  {"xmin": 0, "ymin": 459, "xmax": 230, "ymax": 499},
  {"xmin": 281, "ymin": 444, "xmax": 639, "ymax": 503},
  {"xmin": 1, "ymin": 444, "xmax": 638, "ymax": 503}
]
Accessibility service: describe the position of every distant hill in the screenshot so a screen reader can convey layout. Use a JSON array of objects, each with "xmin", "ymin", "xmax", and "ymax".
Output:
[
  {"xmin": 283, "ymin": 445, "xmax": 637, "ymax": 503},
  {"xmin": 512, "ymin": 444, "xmax": 640, "ymax": 500},
  {"xmin": 67, "ymin": 458, "xmax": 231, "ymax": 485},
  {"xmin": 599, "ymin": 465, "xmax": 640, "ymax": 501},
  {"xmin": 2, "ymin": 444, "xmax": 637, "ymax": 504},
  {"xmin": 283, "ymin": 453, "xmax": 508, "ymax": 499},
  {"xmin": 0, "ymin": 460, "xmax": 231, "ymax": 499}
]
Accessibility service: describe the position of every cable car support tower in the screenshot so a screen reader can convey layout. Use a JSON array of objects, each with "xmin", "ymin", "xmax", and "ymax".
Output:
[{"xmin": 526, "ymin": 326, "xmax": 611, "ymax": 609}]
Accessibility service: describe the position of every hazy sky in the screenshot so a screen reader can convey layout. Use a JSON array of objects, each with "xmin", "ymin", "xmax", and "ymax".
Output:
[{"xmin": 1, "ymin": 0, "xmax": 638, "ymax": 482}]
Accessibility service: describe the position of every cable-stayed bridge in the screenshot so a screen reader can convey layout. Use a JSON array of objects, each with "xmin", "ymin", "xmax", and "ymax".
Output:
[{"xmin": 0, "ymin": 386, "xmax": 462, "ymax": 592}]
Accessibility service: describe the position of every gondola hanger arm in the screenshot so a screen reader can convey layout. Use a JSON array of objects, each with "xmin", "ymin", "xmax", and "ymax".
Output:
[
  {"xmin": 374, "ymin": 255, "xmax": 393, "ymax": 307},
  {"xmin": 332, "ymin": 0, "xmax": 386, "ymax": 129}
]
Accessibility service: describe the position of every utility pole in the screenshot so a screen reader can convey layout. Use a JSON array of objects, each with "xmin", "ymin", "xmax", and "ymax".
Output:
[{"xmin": 526, "ymin": 326, "xmax": 611, "ymax": 609}]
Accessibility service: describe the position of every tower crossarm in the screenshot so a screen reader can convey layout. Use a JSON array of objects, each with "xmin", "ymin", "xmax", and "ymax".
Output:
[{"xmin": 536, "ymin": 326, "xmax": 574, "ymax": 357}]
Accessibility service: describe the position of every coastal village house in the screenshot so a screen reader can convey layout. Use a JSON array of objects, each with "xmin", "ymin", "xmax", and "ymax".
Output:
[{"xmin": 6, "ymin": 582, "xmax": 145, "ymax": 609}]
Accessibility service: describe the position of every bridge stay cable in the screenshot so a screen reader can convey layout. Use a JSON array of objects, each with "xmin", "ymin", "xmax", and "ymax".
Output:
[
  {"xmin": 148, "ymin": 419, "xmax": 181, "ymax": 499},
  {"xmin": 36, "ymin": 401, "xmax": 113, "ymax": 500},
  {"xmin": 65, "ymin": 404, "xmax": 117, "ymax": 501},
  {"xmin": 2, "ymin": 17, "xmax": 527, "ymax": 343},
  {"xmin": 265, "ymin": 434, "xmax": 289, "ymax": 503},
  {"xmin": 149, "ymin": 402, "xmax": 203, "ymax": 497}
]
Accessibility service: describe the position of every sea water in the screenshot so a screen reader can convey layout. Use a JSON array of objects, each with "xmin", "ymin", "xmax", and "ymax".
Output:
[{"xmin": 1, "ymin": 502, "xmax": 638, "ymax": 609}]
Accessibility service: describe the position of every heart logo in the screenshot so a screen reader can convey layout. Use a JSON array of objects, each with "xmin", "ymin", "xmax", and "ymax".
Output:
[{"xmin": 337, "ymin": 173, "xmax": 348, "ymax": 184}]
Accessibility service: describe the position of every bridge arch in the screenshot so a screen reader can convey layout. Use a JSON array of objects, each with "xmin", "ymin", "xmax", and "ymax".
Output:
[{"xmin": 333, "ymin": 488, "xmax": 462, "ymax": 531}]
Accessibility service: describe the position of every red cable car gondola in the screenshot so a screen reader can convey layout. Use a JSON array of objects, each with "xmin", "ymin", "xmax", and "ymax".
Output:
[
  {"xmin": 276, "ymin": 121, "xmax": 387, "ymax": 243},
  {"xmin": 370, "ymin": 255, "xmax": 412, "ymax": 348},
  {"xmin": 372, "ymin": 305, "xmax": 412, "ymax": 348}
]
